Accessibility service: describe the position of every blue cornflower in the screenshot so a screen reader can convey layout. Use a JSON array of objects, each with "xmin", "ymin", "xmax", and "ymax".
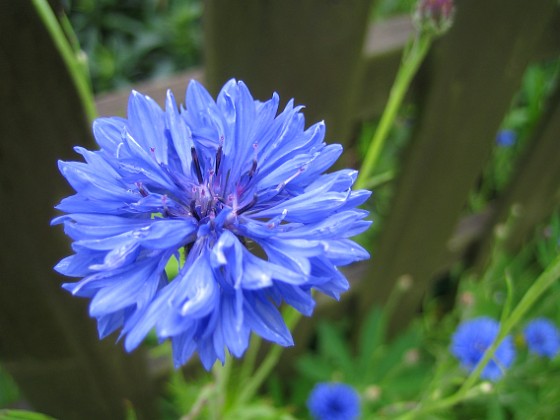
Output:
[
  {"xmin": 495, "ymin": 129, "xmax": 516, "ymax": 147},
  {"xmin": 450, "ymin": 317, "xmax": 515, "ymax": 381},
  {"xmin": 52, "ymin": 79, "xmax": 371, "ymax": 369},
  {"xmin": 307, "ymin": 382, "xmax": 361, "ymax": 420},
  {"xmin": 524, "ymin": 318, "xmax": 560, "ymax": 358}
]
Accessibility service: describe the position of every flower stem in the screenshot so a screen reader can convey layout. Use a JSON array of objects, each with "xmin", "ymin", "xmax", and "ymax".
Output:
[
  {"xmin": 234, "ymin": 306, "xmax": 302, "ymax": 406},
  {"xmin": 31, "ymin": 0, "xmax": 96, "ymax": 121},
  {"xmin": 238, "ymin": 334, "xmax": 263, "ymax": 389},
  {"xmin": 212, "ymin": 351, "xmax": 232, "ymax": 416},
  {"xmin": 355, "ymin": 33, "xmax": 432, "ymax": 190}
]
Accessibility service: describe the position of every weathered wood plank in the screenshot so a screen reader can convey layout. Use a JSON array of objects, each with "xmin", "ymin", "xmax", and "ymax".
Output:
[
  {"xmin": 354, "ymin": 0, "xmax": 559, "ymax": 333},
  {"xmin": 203, "ymin": 0, "xmax": 376, "ymax": 142},
  {"xmin": 95, "ymin": 69, "xmax": 204, "ymax": 117},
  {"xmin": 0, "ymin": 2, "xmax": 155, "ymax": 418}
]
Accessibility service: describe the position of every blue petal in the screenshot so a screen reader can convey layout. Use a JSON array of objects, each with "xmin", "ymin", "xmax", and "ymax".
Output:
[
  {"xmin": 170, "ymin": 255, "xmax": 218, "ymax": 319},
  {"xmin": 57, "ymin": 160, "xmax": 132, "ymax": 202},
  {"xmin": 54, "ymin": 251, "xmax": 104, "ymax": 277},
  {"xmin": 273, "ymin": 283, "xmax": 315, "ymax": 316},
  {"xmin": 243, "ymin": 292, "xmax": 293, "ymax": 347},
  {"xmin": 324, "ymin": 239, "xmax": 370, "ymax": 266},
  {"xmin": 92, "ymin": 117, "xmax": 127, "ymax": 155},
  {"xmin": 171, "ymin": 330, "xmax": 197, "ymax": 367},
  {"xmin": 98, "ymin": 311, "xmax": 125, "ymax": 339},
  {"xmin": 165, "ymin": 90, "xmax": 195, "ymax": 176},
  {"xmin": 220, "ymin": 295, "xmax": 250, "ymax": 357},
  {"xmin": 127, "ymin": 91, "xmax": 168, "ymax": 164},
  {"xmin": 251, "ymin": 189, "xmax": 349, "ymax": 223},
  {"xmin": 276, "ymin": 210, "xmax": 371, "ymax": 240},
  {"xmin": 119, "ymin": 128, "xmax": 176, "ymax": 191}
]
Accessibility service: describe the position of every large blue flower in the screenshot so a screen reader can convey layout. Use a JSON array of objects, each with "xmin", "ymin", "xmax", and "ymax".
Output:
[
  {"xmin": 450, "ymin": 317, "xmax": 515, "ymax": 381},
  {"xmin": 53, "ymin": 79, "xmax": 371, "ymax": 368}
]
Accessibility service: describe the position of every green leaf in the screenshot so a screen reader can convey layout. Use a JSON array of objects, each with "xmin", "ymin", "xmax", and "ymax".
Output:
[
  {"xmin": 0, "ymin": 366, "xmax": 19, "ymax": 407},
  {"xmin": 358, "ymin": 306, "xmax": 386, "ymax": 379},
  {"xmin": 225, "ymin": 402, "xmax": 297, "ymax": 420},
  {"xmin": 376, "ymin": 328, "xmax": 421, "ymax": 383},
  {"xmin": 317, "ymin": 322, "xmax": 354, "ymax": 375},
  {"xmin": 295, "ymin": 355, "xmax": 333, "ymax": 382},
  {"xmin": 0, "ymin": 410, "xmax": 56, "ymax": 420}
]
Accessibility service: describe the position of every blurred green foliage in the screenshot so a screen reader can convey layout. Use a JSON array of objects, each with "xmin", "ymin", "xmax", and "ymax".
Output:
[
  {"xmin": 0, "ymin": 366, "xmax": 19, "ymax": 408},
  {"xmin": 64, "ymin": 0, "xmax": 202, "ymax": 93},
  {"xmin": 0, "ymin": 410, "xmax": 56, "ymax": 420},
  {"xmin": 469, "ymin": 60, "xmax": 560, "ymax": 212},
  {"xmin": 373, "ymin": 0, "xmax": 417, "ymax": 20}
]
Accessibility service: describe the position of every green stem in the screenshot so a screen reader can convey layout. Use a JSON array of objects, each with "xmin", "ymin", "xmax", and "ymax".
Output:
[
  {"xmin": 362, "ymin": 170, "xmax": 395, "ymax": 190},
  {"xmin": 213, "ymin": 352, "xmax": 232, "ymax": 416},
  {"xmin": 234, "ymin": 307, "xmax": 302, "ymax": 406},
  {"xmin": 181, "ymin": 383, "xmax": 214, "ymax": 420},
  {"xmin": 238, "ymin": 334, "xmax": 263, "ymax": 389},
  {"xmin": 31, "ymin": 0, "xmax": 96, "ymax": 121},
  {"xmin": 400, "ymin": 253, "xmax": 560, "ymax": 418},
  {"xmin": 501, "ymin": 253, "xmax": 560, "ymax": 335},
  {"xmin": 355, "ymin": 33, "xmax": 432, "ymax": 190}
]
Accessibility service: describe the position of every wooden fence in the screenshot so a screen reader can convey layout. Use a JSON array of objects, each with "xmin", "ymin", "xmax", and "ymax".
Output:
[{"xmin": 1, "ymin": 0, "xmax": 559, "ymax": 417}]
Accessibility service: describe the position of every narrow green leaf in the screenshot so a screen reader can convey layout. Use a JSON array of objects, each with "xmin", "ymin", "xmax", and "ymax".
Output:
[
  {"xmin": 0, "ymin": 410, "xmax": 56, "ymax": 420},
  {"xmin": 317, "ymin": 322, "xmax": 354, "ymax": 374},
  {"xmin": 358, "ymin": 306, "xmax": 386, "ymax": 377}
]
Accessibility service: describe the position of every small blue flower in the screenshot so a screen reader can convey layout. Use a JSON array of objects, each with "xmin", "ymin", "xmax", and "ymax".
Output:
[
  {"xmin": 52, "ymin": 80, "xmax": 371, "ymax": 369},
  {"xmin": 524, "ymin": 318, "xmax": 560, "ymax": 358},
  {"xmin": 307, "ymin": 382, "xmax": 361, "ymax": 420},
  {"xmin": 495, "ymin": 129, "xmax": 517, "ymax": 147},
  {"xmin": 450, "ymin": 317, "xmax": 515, "ymax": 381}
]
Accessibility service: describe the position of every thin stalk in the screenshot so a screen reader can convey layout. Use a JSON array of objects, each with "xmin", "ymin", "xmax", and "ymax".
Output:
[
  {"xmin": 234, "ymin": 307, "xmax": 302, "ymax": 406},
  {"xmin": 31, "ymin": 0, "xmax": 96, "ymax": 121},
  {"xmin": 238, "ymin": 334, "xmax": 263, "ymax": 389},
  {"xmin": 212, "ymin": 352, "xmax": 232, "ymax": 417},
  {"xmin": 363, "ymin": 170, "xmax": 395, "ymax": 190},
  {"xmin": 181, "ymin": 383, "xmax": 215, "ymax": 420},
  {"xmin": 355, "ymin": 33, "xmax": 432, "ymax": 190}
]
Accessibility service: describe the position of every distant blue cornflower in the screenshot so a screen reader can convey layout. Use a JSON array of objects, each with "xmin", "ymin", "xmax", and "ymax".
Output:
[
  {"xmin": 495, "ymin": 129, "xmax": 516, "ymax": 147},
  {"xmin": 450, "ymin": 317, "xmax": 515, "ymax": 381},
  {"xmin": 524, "ymin": 318, "xmax": 560, "ymax": 358},
  {"xmin": 307, "ymin": 382, "xmax": 361, "ymax": 420},
  {"xmin": 52, "ymin": 80, "xmax": 371, "ymax": 369}
]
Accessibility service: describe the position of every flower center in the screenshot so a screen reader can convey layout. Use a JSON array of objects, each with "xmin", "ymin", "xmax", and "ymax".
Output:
[{"xmin": 188, "ymin": 146, "xmax": 224, "ymax": 222}]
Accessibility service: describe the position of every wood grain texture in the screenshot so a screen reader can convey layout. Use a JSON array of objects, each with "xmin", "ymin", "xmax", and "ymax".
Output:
[
  {"xmin": 204, "ymin": 0, "xmax": 376, "ymax": 142},
  {"xmin": 0, "ymin": 2, "xmax": 155, "ymax": 418}
]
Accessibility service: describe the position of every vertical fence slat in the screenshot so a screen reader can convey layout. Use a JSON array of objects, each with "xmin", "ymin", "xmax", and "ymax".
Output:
[
  {"xmin": 204, "ymin": 0, "xmax": 376, "ymax": 142},
  {"xmin": 355, "ymin": 0, "xmax": 558, "ymax": 333},
  {"xmin": 0, "ymin": 2, "xmax": 155, "ymax": 418}
]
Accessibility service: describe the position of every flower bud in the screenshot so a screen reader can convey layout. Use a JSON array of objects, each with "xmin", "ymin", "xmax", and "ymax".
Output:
[{"xmin": 415, "ymin": 0, "xmax": 455, "ymax": 35}]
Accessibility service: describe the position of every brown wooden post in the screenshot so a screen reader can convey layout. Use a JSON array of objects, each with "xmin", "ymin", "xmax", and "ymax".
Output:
[
  {"xmin": 354, "ymin": 0, "xmax": 558, "ymax": 333},
  {"xmin": 0, "ymin": 2, "xmax": 156, "ymax": 418},
  {"xmin": 204, "ymin": 0, "xmax": 376, "ymax": 142}
]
